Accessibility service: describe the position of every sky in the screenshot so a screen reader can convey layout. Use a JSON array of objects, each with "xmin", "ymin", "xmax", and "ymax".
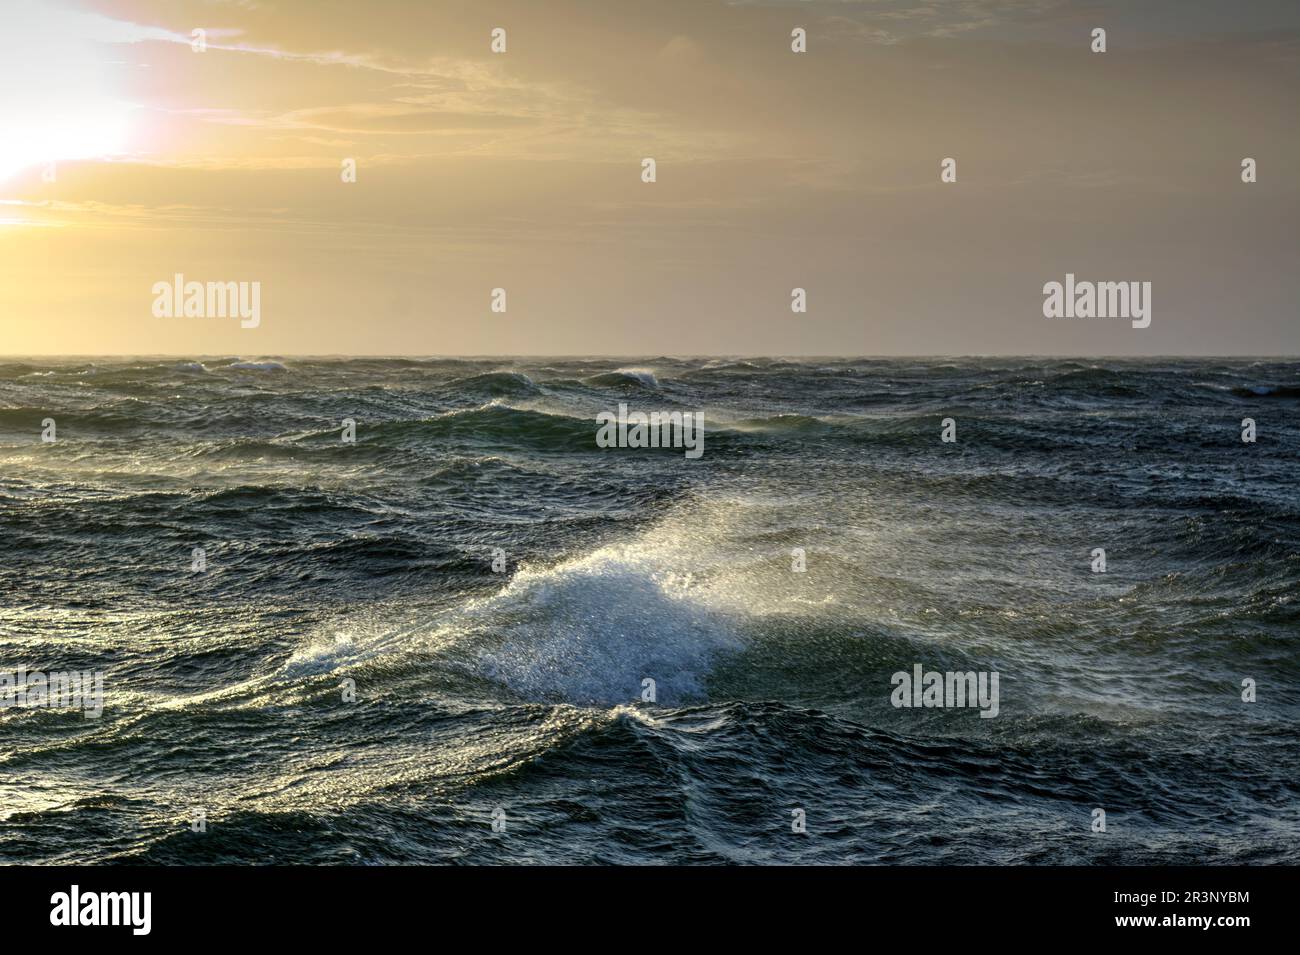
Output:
[{"xmin": 0, "ymin": 0, "xmax": 1296, "ymax": 356}]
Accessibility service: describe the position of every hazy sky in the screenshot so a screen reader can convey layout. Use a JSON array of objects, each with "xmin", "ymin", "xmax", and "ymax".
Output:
[{"xmin": 1, "ymin": 0, "xmax": 1296, "ymax": 356}]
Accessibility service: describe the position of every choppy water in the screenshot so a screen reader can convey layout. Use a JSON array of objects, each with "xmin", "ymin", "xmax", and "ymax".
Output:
[{"xmin": 1, "ymin": 357, "xmax": 1297, "ymax": 864}]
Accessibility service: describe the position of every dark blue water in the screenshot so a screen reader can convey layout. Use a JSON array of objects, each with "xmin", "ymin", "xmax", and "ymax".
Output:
[{"xmin": 1, "ymin": 357, "xmax": 1297, "ymax": 863}]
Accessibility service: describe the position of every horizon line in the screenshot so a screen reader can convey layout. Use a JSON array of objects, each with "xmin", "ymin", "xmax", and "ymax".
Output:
[{"xmin": 2, "ymin": 353, "xmax": 1299, "ymax": 362}]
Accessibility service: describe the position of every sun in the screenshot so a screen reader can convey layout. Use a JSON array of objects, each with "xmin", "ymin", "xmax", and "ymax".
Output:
[{"xmin": 0, "ymin": 4, "xmax": 131, "ymax": 183}]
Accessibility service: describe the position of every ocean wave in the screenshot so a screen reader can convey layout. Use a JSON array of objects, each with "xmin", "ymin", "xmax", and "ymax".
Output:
[
  {"xmin": 585, "ymin": 368, "xmax": 660, "ymax": 390},
  {"xmin": 1230, "ymin": 384, "xmax": 1300, "ymax": 398},
  {"xmin": 1038, "ymin": 366, "xmax": 1147, "ymax": 397},
  {"xmin": 380, "ymin": 403, "xmax": 593, "ymax": 449},
  {"xmin": 448, "ymin": 370, "xmax": 541, "ymax": 397},
  {"xmin": 406, "ymin": 490, "xmax": 914, "ymax": 705},
  {"xmin": 430, "ymin": 539, "xmax": 745, "ymax": 705},
  {"xmin": 718, "ymin": 413, "xmax": 832, "ymax": 434},
  {"xmin": 0, "ymin": 404, "xmax": 147, "ymax": 435},
  {"xmin": 228, "ymin": 360, "xmax": 288, "ymax": 372}
]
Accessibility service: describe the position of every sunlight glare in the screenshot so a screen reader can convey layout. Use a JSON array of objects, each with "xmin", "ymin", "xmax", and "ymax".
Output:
[{"xmin": 0, "ymin": 4, "xmax": 131, "ymax": 182}]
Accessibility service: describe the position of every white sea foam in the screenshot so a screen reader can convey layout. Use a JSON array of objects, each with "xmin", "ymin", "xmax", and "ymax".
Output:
[
  {"xmin": 270, "ymin": 490, "xmax": 880, "ymax": 707},
  {"xmin": 420, "ymin": 492, "xmax": 866, "ymax": 705},
  {"xmin": 613, "ymin": 367, "xmax": 659, "ymax": 389},
  {"xmin": 435, "ymin": 539, "xmax": 742, "ymax": 705},
  {"xmin": 282, "ymin": 633, "xmax": 359, "ymax": 677}
]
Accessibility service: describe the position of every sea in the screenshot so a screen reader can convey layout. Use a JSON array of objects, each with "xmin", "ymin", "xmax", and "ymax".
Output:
[{"xmin": 1, "ymin": 357, "xmax": 1297, "ymax": 864}]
